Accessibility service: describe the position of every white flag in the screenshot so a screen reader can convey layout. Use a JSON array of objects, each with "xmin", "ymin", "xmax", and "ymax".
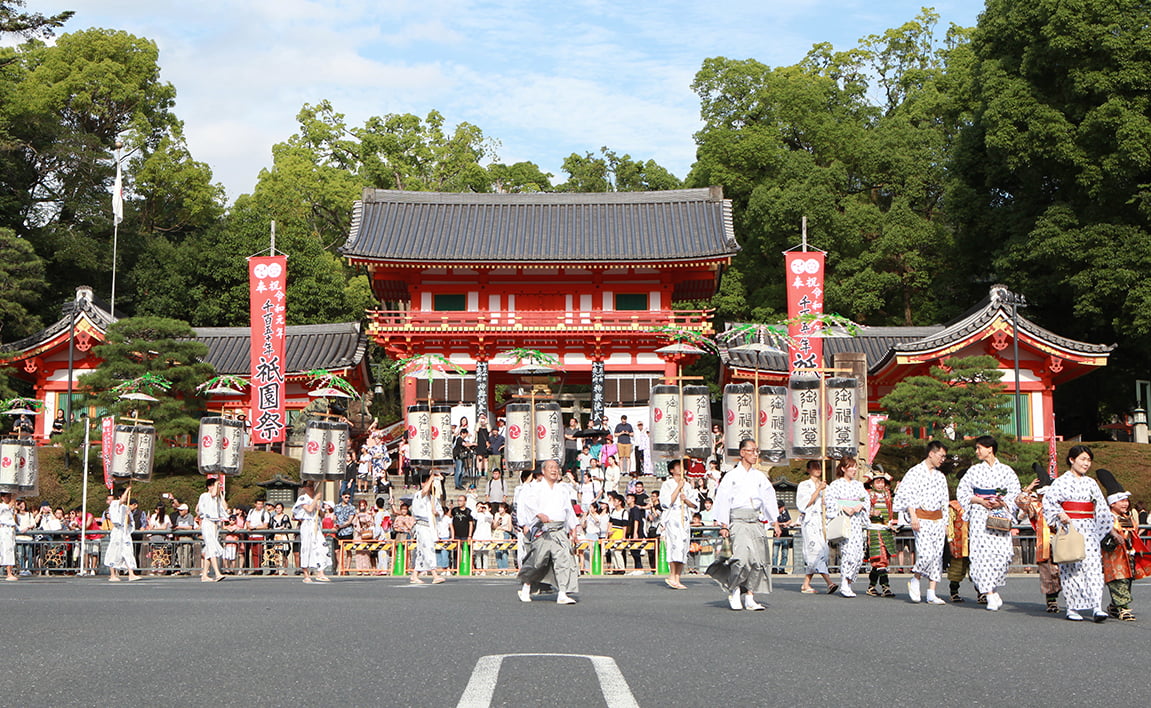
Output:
[{"xmin": 112, "ymin": 160, "xmax": 123, "ymax": 225}]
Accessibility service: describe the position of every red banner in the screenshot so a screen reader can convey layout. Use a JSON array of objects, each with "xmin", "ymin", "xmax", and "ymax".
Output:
[
  {"xmin": 785, "ymin": 251, "xmax": 825, "ymax": 372},
  {"xmin": 101, "ymin": 416, "xmax": 114, "ymax": 490},
  {"xmin": 249, "ymin": 255, "xmax": 288, "ymax": 444},
  {"xmin": 866, "ymin": 414, "xmax": 887, "ymax": 465}
]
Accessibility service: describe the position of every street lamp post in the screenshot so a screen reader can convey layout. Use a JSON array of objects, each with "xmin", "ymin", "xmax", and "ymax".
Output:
[{"xmin": 1003, "ymin": 291, "xmax": 1028, "ymax": 440}]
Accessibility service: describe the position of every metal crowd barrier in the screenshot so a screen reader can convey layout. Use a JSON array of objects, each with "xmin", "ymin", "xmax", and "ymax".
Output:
[{"xmin": 9, "ymin": 525, "xmax": 1150, "ymax": 579}]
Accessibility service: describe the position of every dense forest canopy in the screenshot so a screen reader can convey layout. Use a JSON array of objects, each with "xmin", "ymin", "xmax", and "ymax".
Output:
[{"xmin": 1, "ymin": 2, "xmax": 1148, "ymax": 438}]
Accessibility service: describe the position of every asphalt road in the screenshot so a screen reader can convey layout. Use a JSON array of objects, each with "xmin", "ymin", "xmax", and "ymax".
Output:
[{"xmin": 3, "ymin": 574, "xmax": 1147, "ymax": 706}]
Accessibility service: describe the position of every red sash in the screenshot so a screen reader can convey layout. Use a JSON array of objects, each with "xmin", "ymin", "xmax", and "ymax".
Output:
[{"xmin": 1060, "ymin": 501, "xmax": 1094, "ymax": 519}]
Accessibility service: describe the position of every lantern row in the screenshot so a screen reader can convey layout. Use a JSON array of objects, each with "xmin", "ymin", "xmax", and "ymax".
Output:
[{"xmin": 198, "ymin": 417, "xmax": 247, "ymax": 476}]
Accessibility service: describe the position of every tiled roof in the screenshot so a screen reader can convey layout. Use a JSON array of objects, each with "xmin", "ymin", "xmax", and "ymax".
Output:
[
  {"xmin": 193, "ymin": 323, "xmax": 367, "ymax": 375},
  {"xmin": 0, "ymin": 290, "xmax": 116, "ymax": 356},
  {"xmin": 340, "ymin": 187, "xmax": 740, "ymax": 263}
]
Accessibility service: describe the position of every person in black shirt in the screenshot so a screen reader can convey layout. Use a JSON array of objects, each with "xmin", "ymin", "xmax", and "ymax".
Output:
[
  {"xmin": 773, "ymin": 502, "xmax": 793, "ymax": 573},
  {"xmin": 449, "ymin": 496, "xmax": 475, "ymax": 571},
  {"xmin": 625, "ymin": 493, "xmax": 645, "ymax": 572}
]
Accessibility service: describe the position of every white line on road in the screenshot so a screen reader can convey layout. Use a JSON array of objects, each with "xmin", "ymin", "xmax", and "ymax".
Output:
[{"xmin": 456, "ymin": 653, "xmax": 640, "ymax": 708}]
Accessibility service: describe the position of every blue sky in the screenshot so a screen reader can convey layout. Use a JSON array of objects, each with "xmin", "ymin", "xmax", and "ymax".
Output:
[{"xmin": 50, "ymin": 1, "xmax": 983, "ymax": 201}]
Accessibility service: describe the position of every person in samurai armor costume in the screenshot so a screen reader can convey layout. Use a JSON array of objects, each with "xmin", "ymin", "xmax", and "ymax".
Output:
[
  {"xmin": 1014, "ymin": 463, "xmax": 1062, "ymax": 613},
  {"xmin": 863, "ymin": 467, "xmax": 899, "ymax": 597}
]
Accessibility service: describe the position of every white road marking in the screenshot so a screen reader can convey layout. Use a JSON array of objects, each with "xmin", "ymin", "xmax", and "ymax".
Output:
[{"xmin": 456, "ymin": 653, "xmax": 640, "ymax": 708}]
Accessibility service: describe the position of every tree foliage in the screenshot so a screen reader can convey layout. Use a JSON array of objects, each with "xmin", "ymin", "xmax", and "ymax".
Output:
[
  {"xmin": 879, "ymin": 355, "xmax": 1010, "ymax": 447},
  {"xmin": 948, "ymin": 0, "xmax": 1151, "ymax": 423},
  {"xmin": 0, "ymin": 1, "xmax": 72, "ymax": 40},
  {"xmin": 689, "ymin": 10, "xmax": 968, "ymax": 330},
  {"xmin": 72, "ymin": 316, "xmax": 214, "ymax": 468},
  {"xmin": 0, "ymin": 227, "xmax": 45, "ymax": 340},
  {"xmin": 555, "ymin": 147, "xmax": 681, "ymax": 192}
]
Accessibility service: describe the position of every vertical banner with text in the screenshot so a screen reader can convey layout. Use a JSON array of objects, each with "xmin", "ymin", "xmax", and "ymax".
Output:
[
  {"xmin": 101, "ymin": 416, "xmax": 115, "ymax": 490},
  {"xmin": 785, "ymin": 251, "xmax": 825, "ymax": 373},
  {"xmin": 249, "ymin": 255, "xmax": 288, "ymax": 444}
]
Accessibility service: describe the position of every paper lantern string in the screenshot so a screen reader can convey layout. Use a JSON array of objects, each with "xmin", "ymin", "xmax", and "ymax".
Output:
[
  {"xmin": 649, "ymin": 327, "xmax": 720, "ymax": 355},
  {"xmin": 390, "ymin": 353, "xmax": 468, "ymax": 383}
]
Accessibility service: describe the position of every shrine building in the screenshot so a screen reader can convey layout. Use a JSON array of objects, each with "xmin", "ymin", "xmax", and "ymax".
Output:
[
  {"xmin": 720, "ymin": 285, "xmax": 1114, "ymax": 443},
  {"xmin": 340, "ymin": 187, "xmax": 740, "ymax": 420},
  {"xmin": 0, "ymin": 286, "xmax": 370, "ymax": 442}
]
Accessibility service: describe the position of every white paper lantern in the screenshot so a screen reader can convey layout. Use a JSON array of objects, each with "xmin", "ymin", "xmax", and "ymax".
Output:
[
  {"xmin": 722, "ymin": 383, "xmax": 755, "ymax": 458},
  {"xmin": 505, "ymin": 402, "xmax": 533, "ymax": 471},
  {"xmin": 788, "ymin": 376, "xmax": 822, "ymax": 459},
  {"xmin": 825, "ymin": 377, "xmax": 859, "ymax": 459},
  {"xmin": 650, "ymin": 384, "xmax": 681, "ymax": 459},
  {"xmin": 757, "ymin": 385, "xmax": 788, "ymax": 463},
  {"xmin": 682, "ymin": 385, "xmax": 712, "ymax": 460}
]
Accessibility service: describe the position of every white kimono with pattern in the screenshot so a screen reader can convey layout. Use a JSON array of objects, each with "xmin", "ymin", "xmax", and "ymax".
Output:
[
  {"xmin": 957, "ymin": 461, "xmax": 1021, "ymax": 594},
  {"xmin": 1042, "ymin": 472, "xmax": 1112, "ymax": 611},
  {"xmin": 892, "ymin": 462, "xmax": 950, "ymax": 582},
  {"xmin": 825, "ymin": 478, "xmax": 869, "ymax": 583},
  {"xmin": 410, "ymin": 492, "xmax": 438, "ymax": 572},
  {"xmin": 796, "ymin": 479, "xmax": 829, "ymax": 575},
  {"xmin": 0, "ymin": 502, "xmax": 16, "ymax": 567},
  {"xmin": 660, "ymin": 478, "xmax": 698, "ymax": 564}
]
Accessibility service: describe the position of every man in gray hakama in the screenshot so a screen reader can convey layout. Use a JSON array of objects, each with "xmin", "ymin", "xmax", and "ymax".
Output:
[
  {"xmin": 707, "ymin": 439, "xmax": 779, "ymax": 611},
  {"xmin": 516, "ymin": 460, "xmax": 579, "ymax": 605}
]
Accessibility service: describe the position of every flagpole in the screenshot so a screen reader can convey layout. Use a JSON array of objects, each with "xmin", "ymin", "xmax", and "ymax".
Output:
[
  {"xmin": 79, "ymin": 415, "xmax": 90, "ymax": 574},
  {"xmin": 110, "ymin": 140, "xmax": 124, "ymax": 314}
]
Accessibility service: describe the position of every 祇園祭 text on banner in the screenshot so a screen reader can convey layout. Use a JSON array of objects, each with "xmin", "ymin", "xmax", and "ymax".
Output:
[
  {"xmin": 249, "ymin": 255, "xmax": 287, "ymax": 444},
  {"xmin": 785, "ymin": 251, "xmax": 825, "ymax": 373}
]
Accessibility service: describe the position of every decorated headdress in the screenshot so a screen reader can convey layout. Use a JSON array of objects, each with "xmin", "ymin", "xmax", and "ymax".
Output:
[
  {"xmin": 1095, "ymin": 468, "xmax": 1130, "ymax": 506},
  {"xmin": 863, "ymin": 463, "xmax": 893, "ymax": 488}
]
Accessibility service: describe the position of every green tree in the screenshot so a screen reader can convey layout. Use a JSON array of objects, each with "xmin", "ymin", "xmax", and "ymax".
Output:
[
  {"xmin": 0, "ymin": 1, "xmax": 72, "ymax": 40},
  {"xmin": 71, "ymin": 316, "xmax": 214, "ymax": 469},
  {"xmin": 689, "ymin": 10, "xmax": 969, "ymax": 328},
  {"xmin": 879, "ymin": 355, "xmax": 1010, "ymax": 447},
  {"xmin": 555, "ymin": 147, "xmax": 681, "ymax": 192},
  {"xmin": 0, "ymin": 227, "xmax": 46, "ymax": 340},
  {"xmin": 947, "ymin": 0, "xmax": 1151, "ymax": 423}
]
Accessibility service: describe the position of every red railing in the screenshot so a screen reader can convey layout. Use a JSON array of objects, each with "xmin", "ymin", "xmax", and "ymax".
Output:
[{"xmin": 365, "ymin": 309, "xmax": 713, "ymax": 334}]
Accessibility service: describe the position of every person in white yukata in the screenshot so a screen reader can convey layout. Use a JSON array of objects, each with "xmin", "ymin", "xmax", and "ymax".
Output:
[
  {"xmin": 104, "ymin": 486, "xmax": 140, "ymax": 582},
  {"xmin": 293, "ymin": 481, "xmax": 332, "ymax": 583},
  {"xmin": 824, "ymin": 457, "xmax": 869, "ymax": 598},
  {"xmin": 197, "ymin": 477, "xmax": 228, "ymax": 582},
  {"xmin": 956, "ymin": 436, "xmax": 1021, "ymax": 612},
  {"xmin": 1042, "ymin": 445, "xmax": 1113, "ymax": 622},
  {"xmin": 517, "ymin": 460, "xmax": 579, "ymax": 605},
  {"xmin": 660, "ymin": 459, "xmax": 699, "ymax": 590},
  {"xmin": 796, "ymin": 460, "xmax": 836, "ymax": 594},
  {"xmin": 892, "ymin": 441, "xmax": 950, "ymax": 604},
  {"xmin": 409, "ymin": 471, "xmax": 444, "ymax": 585},
  {"xmin": 1, "ymin": 492, "xmax": 19, "ymax": 581},
  {"xmin": 709, "ymin": 439, "xmax": 778, "ymax": 611}
]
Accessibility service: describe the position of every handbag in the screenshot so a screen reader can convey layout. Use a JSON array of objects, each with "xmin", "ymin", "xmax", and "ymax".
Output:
[
  {"xmin": 1052, "ymin": 524, "xmax": 1086, "ymax": 564},
  {"xmin": 985, "ymin": 515, "xmax": 1012, "ymax": 532},
  {"xmin": 826, "ymin": 513, "xmax": 849, "ymax": 543}
]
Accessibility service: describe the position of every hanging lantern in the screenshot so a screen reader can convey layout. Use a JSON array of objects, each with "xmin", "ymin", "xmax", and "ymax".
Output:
[
  {"xmin": 132, "ymin": 426, "xmax": 156, "ymax": 482},
  {"xmin": 505, "ymin": 402, "xmax": 533, "ymax": 471},
  {"xmin": 826, "ymin": 377, "xmax": 859, "ymax": 459},
  {"xmin": 788, "ymin": 376, "xmax": 821, "ymax": 459},
  {"xmin": 111, "ymin": 425, "xmax": 137, "ymax": 478},
  {"xmin": 0, "ymin": 439, "xmax": 19, "ymax": 493},
  {"xmin": 15, "ymin": 439, "xmax": 38, "ymax": 498},
  {"xmin": 300, "ymin": 420, "xmax": 329, "ymax": 481},
  {"xmin": 722, "ymin": 383, "xmax": 755, "ymax": 458},
  {"xmin": 324, "ymin": 421, "xmax": 350, "ymax": 480},
  {"xmin": 429, "ymin": 405, "xmax": 453, "ymax": 468},
  {"xmin": 534, "ymin": 401, "xmax": 563, "ymax": 465},
  {"xmin": 757, "ymin": 385, "xmax": 788, "ymax": 463},
  {"xmin": 198, "ymin": 417, "xmax": 225, "ymax": 474},
  {"xmin": 650, "ymin": 384, "xmax": 681, "ymax": 459},
  {"xmin": 219, "ymin": 419, "xmax": 246, "ymax": 476},
  {"xmin": 406, "ymin": 404, "xmax": 432, "ymax": 469},
  {"xmin": 682, "ymin": 385, "xmax": 712, "ymax": 460}
]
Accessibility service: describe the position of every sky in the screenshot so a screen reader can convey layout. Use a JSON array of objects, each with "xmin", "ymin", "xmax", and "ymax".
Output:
[{"xmin": 44, "ymin": 1, "xmax": 983, "ymax": 202}]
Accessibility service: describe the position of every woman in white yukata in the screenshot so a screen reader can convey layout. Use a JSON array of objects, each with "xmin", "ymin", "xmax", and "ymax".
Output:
[
  {"xmin": 660, "ymin": 459, "xmax": 698, "ymax": 590},
  {"xmin": 409, "ymin": 471, "xmax": 445, "ymax": 585},
  {"xmin": 1042, "ymin": 445, "xmax": 1113, "ymax": 622},
  {"xmin": 796, "ymin": 460, "xmax": 836, "ymax": 594},
  {"xmin": 825, "ymin": 456, "xmax": 869, "ymax": 598},
  {"xmin": 292, "ymin": 481, "xmax": 331, "ymax": 583},
  {"xmin": 103, "ymin": 486, "xmax": 140, "ymax": 582},
  {"xmin": 0, "ymin": 492, "xmax": 17, "ymax": 581},
  {"xmin": 956, "ymin": 435, "xmax": 1021, "ymax": 612},
  {"xmin": 197, "ymin": 477, "xmax": 228, "ymax": 583}
]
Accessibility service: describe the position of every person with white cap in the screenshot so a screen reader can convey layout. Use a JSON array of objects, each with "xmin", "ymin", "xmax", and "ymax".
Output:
[
  {"xmin": 892, "ymin": 441, "xmax": 950, "ymax": 605},
  {"xmin": 1041, "ymin": 444, "xmax": 1111, "ymax": 622},
  {"xmin": 1014, "ymin": 462, "xmax": 1062, "ymax": 613}
]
